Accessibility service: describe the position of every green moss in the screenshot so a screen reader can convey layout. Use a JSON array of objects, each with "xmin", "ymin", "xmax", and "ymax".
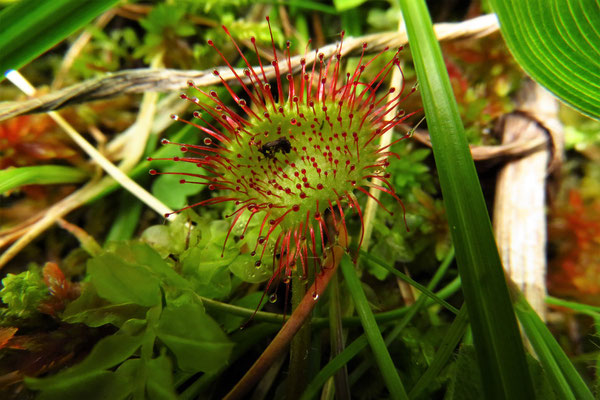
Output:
[{"xmin": 0, "ymin": 267, "xmax": 49, "ymax": 319}]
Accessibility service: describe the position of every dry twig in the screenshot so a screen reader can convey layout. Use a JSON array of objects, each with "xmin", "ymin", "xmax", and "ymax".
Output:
[
  {"xmin": 493, "ymin": 81, "xmax": 563, "ymax": 319},
  {"xmin": 0, "ymin": 14, "xmax": 499, "ymax": 121}
]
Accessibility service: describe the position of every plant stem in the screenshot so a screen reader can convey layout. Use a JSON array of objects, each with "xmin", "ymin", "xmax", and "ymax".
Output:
[
  {"xmin": 223, "ymin": 245, "xmax": 345, "ymax": 400},
  {"xmin": 287, "ymin": 276, "xmax": 310, "ymax": 400},
  {"xmin": 328, "ymin": 272, "xmax": 351, "ymax": 400},
  {"xmin": 198, "ymin": 275, "xmax": 462, "ymax": 326}
]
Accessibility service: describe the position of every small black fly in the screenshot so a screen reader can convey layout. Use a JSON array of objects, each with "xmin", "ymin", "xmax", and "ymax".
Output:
[{"xmin": 259, "ymin": 136, "xmax": 291, "ymax": 159}]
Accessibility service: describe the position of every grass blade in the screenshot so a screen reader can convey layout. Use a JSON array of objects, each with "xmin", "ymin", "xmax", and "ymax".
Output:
[
  {"xmin": 409, "ymin": 305, "xmax": 469, "ymax": 399},
  {"xmin": 0, "ymin": 165, "xmax": 88, "ymax": 194},
  {"xmin": 546, "ymin": 296, "xmax": 600, "ymax": 319},
  {"xmin": 300, "ymin": 335, "xmax": 368, "ymax": 400},
  {"xmin": 397, "ymin": 1, "xmax": 535, "ymax": 398},
  {"xmin": 340, "ymin": 255, "xmax": 408, "ymax": 400},
  {"xmin": 513, "ymin": 288, "xmax": 595, "ymax": 400},
  {"xmin": 359, "ymin": 250, "xmax": 458, "ymax": 314}
]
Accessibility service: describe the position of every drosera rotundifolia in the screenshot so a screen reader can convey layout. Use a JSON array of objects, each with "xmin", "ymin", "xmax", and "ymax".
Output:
[{"xmin": 148, "ymin": 17, "xmax": 418, "ymax": 300}]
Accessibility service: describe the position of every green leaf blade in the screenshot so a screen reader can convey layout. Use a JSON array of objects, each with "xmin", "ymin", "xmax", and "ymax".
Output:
[
  {"xmin": 0, "ymin": 166, "xmax": 88, "ymax": 194},
  {"xmin": 26, "ymin": 333, "xmax": 143, "ymax": 399},
  {"xmin": 62, "ymin": 284, "xmax": 147, "ymax": 328},
  {"xmin": 156, "ymin": 301, "xmax": 233, "ymax": 373},
  {"xmin": 398, "ymin": 0, "xmax": 536, "ymax": 398},
  {"xmin": 515, "ymin": 294, "xmax": 595, "ymax": 400},
  {"xmin": 491, "ymin": 0, "xmax": 600, "ymax": 119},
  {"xmin": 340, "ymin": 256, "xmax": 408, "ymax": 400},
  {"xmin": 0, "ymin": 0, "xmax": 120, "ymax": 77},
  {"xmin": 146, "ymin": 355, "xmax": 178, "ymax": 400}
]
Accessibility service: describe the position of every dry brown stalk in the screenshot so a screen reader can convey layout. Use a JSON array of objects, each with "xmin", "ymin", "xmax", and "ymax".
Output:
[{"xmin": 0, "ymin": 15, "xmax": 499, "ymax": 122}]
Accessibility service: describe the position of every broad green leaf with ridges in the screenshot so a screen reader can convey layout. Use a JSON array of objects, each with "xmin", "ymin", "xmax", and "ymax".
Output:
[{"xmin": 491, "ymin": 0, "xmax": 600, "ymax": 119}]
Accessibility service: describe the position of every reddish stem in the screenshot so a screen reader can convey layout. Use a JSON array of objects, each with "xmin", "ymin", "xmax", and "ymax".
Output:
[{"xmin": 223, "ymin": 244, "xmax": 345, "ymax": 400}]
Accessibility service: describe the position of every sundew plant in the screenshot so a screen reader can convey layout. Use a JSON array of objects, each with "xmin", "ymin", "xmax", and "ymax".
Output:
[
  {"xmin": 149, "ymin": 19, "xmax": 416, "ymax": 300},
  {"xmin": 0, "ymin": 1, "xmax": 598, "ymax": 400}
]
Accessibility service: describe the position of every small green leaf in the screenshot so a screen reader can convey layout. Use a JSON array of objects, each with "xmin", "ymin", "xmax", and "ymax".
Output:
[
  {"xmin": 141, "ymin": 225, "xmax": 187, "ymax": 258},
  {"xmin": 30, "ymin": 372, "xmax": 131, "ymax": 400},
  {"xmin": 62, "ymin": 284, "xmax": 147, "ymax": 328},
  {"xmin": 151, "ymin": 161, "xmax": 207, "ymax": 209},
  {"xmin": 140, "ymin": 210, "xmax": 200, "ymax": 258},
  {"xmin": 139, "ymin": 3, "xmax": 191, "ymax": 35},
  {"xmin": 114, "ymin": 359, "xmax": 143, "ymax": 395},
  {"xmin": 114, "ymin": 355, "xmax": 176, "ymax": 400},
  {"xmin": 333, "ymin": 0, "xmax": 368, "ymax": 12},
  {"xmin": 64, "ymin": 333, "xmax": 143, "ymax": 374},
  {"xmin": 108, "ymin": 242, "xmax": 191, "ymax": 290},
  {"xmin": 156, "ymin": 301, "xmax": 233, "ymax": 373},
  {"xmin": 146, "ymin": 355, "xmax": 177, "ymax": 400},
  {"xmin": 26, "ymin": 332, "xmax": 143, "ymax": 398},
  {"xmin": 181, "ymin": 247, "xmax": 231, "ymax": 299},
  {"xmin": 87, "ymin": 253, "xmax": 161, "ymax": 307}
]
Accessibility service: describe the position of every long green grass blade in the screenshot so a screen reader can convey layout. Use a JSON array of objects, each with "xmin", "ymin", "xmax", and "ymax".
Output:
[
  {"xmin": 514, "ymin": 291, "xmax": 594, "ymax": 400},
  {"xmin": 397, "ymin": 1, "xmax": 535, "ymax": 398},
  {"xmin": 300, "ymin": 335, "xmax": 368, "ymax": 400},
  {"xmin": 0, "ymin": 0, "xmax": 119, "ymax": 77},
  {"xmin": 409, "ymin": 305, "xmax": 469, "ymax": 399},
  {"xmin": 490, "ymin": 0, "xmax": 600, "ymax": 119},
  {"xmin": 359, "ymin": 250, "xmax": 458, "ymax": 314},
  {"xmin": 348, "ymin": 247, "xmax": 456, "ymax": 386},
  {"xmin": 0, "ymin": 165, "xmax": 88, "ymax": 194},
  {"xmin": 340, "ymin": 256, "xmax": 408, "ymax": 400},
  {"xmin": 546, "ymin": 296, "xmax": 600, "ymax": 319},
  {"xmin": 104, "ymin": 192, "xmax": 143, "ymax": 243},
  {"xmin": 302, "ymin": 251, "xmax": 459, "ymax": 399}
]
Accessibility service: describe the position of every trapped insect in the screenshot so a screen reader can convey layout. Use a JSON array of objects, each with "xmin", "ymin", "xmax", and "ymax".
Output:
[{"xmin": 258, "ymin": 136, "xmax": 292, "ymax": 159}]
